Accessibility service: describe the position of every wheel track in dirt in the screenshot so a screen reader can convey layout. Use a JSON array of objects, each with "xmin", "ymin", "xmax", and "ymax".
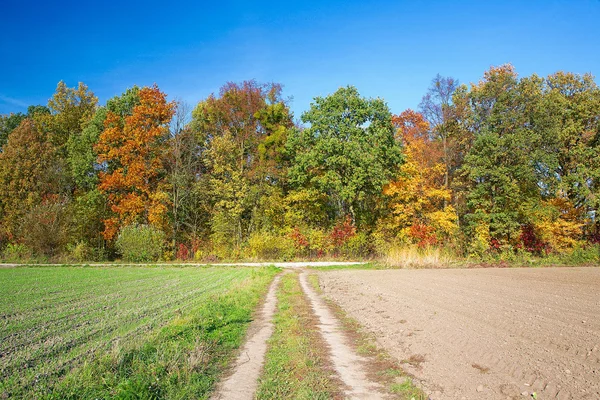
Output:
[
  {"xmin": 298, "ymin": 271, "xmax": 387, "ymax": 399},
  {"xmin": 212, "ymin": 274, "xmax": 283, "ymax": 400},
  {"xmin": 214, "ymin": 269, "xmax": 389, "ymax": 399}
]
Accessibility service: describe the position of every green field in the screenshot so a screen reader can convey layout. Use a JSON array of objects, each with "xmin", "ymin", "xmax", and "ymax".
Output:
[{"xmin": 0, "ymin": 266, "xmax": 278, "ymax": 399}]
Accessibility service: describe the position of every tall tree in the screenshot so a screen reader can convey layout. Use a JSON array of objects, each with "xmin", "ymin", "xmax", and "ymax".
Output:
[
  {"xmin": 167, "ymin": 100, "xmax": 211, "ymax": 247},
  {"xmin": 288, "ymin": 86, "xmax": 402, "ymax": 227},
  {"xmin": 382, "ymin": 110, "xmax": 457, "ymax": 245},
  {"xmin": 0, "ymin": 113, "xmax": 26, "ymax": 152},
  {"xmin": 0, "ymin": 106, "xmax": 50, "ymax": 152},
  {"xmin": 419, "ymin": 74, "xmax": 459, "ymax": 189},
  {"xmin": 0, "ymin": 120, "xmax": 61, "ymax": 240},
  {"xmin": 96, "ymin": 85, "xmax": 175, "ymax": 240},
  {"xmin": 39, "ymin": 81, "xmax": 98, "ymax": 149},
  {"xmin": 190, "ymin": 81, "xmax": 293, "ymax": 253},
  {"xmin": 461, "ymin": 65, "xmax": 545, "ymax": 248}
]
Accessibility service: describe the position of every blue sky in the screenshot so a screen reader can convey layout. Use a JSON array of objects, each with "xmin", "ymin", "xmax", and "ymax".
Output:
[{"xmin": 1, "ymin": 0, "xmax": 599, "ymax": 119}]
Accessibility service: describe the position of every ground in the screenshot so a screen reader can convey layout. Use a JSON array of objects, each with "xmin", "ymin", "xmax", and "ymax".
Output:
[
  {"xmin": 317, "ymin": 267, "xmax": 600, "ymax": 400},
  {"xmin": 2, "ymin": 264, "xmax": 599, "ymax": 399}
]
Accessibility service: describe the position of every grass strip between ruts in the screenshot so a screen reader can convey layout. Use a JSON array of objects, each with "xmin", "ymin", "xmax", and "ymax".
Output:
[{"xmin": 256, "ymin": 272, "xmax": 342, "ymax": 399}]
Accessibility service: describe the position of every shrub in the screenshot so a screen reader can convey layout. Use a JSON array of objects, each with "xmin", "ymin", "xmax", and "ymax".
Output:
[
  {"xmin": 329, "ymin": 216, "xmax": 356, "ymax": 248},
  {"xmin": 305, "ymin": 228, "xmax": 331, "ymax": 258},
  {"xmin": 20, "ymin": 197, "xmax": 71, "ymax": 257},
  {"xmin": 2, "ymin": 243, "xmax": 33, "ymax": 262},
  {"xmin": 116, "ymin": 224, "xmax": 166, "ymax": 262},
  {"xmin": 343, "ymin": 232, "xmax": 372, "ymax": 257},
  {"xmin": 248, "ymin": 232, "xmax": 295, "ymax": 260},
  {"xmin": 68, "ymin": 241, "xmax": 92, "ymax": 262},
  {"xmin": 176, "ymin": 243, "xmax": 190, "ymax": 261},
  {"xmin": 561, "ymin": 244, "xmax": 600, "ymax": 264}
]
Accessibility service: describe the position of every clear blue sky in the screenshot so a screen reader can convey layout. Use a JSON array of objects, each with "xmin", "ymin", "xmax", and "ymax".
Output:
[{"xmin": 1, "ymin": 0, "xmax": 599, "ymax": 119}]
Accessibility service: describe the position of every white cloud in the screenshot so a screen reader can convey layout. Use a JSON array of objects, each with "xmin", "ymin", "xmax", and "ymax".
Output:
[{"xmin": 0, "ymin": 95, "xmax": 29, "ymax": 109}]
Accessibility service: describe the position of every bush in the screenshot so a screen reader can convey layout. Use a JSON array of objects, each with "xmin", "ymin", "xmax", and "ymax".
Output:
[
  {"xmin": 343, "ymin": 232, "xmax": 372, "ymax": 258},
  {"xmin": 20, "ymin": 198, "xmax": 71, "ymax": 257},
  {"xmin": 116, "ymin": 224, "xmax": 166, "ymax": 262},
  {"xmin": 305, "ymin": 228, "xmax": 331, "ymax": 257},
  {"xmin": 247, "ymin": 232, "xmax": 296, "ymax": 260},
  {"xmin": 559, "ymin": 244, "xmax": 600, "ymax": 264},
  {"xmin": 67, "ymin": 241, "xmax": 92, "ymax": 262},
  {"xmin": 2, "ymin": 243, "xmax": 33, "ymax": 262}
]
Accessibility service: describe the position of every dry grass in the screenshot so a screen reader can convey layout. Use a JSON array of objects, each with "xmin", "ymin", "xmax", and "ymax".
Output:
[{"xmin": 383, "ymin": 246, "xmax": 455, "ymax": 268}]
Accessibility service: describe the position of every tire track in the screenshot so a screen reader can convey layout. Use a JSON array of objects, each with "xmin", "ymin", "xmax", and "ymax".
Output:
[
  {"xmin": 298, "ymin": 271, "xmax": 386, "ymax": 399},
  {"xmin": 212, "ymin": 274, "xmax": 282, "ymax": 400}
]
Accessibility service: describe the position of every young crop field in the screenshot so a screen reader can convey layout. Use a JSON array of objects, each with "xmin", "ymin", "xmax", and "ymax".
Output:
[{"xmin": 0, "ymin": 265, "xmax": 278, "ymax": 399}]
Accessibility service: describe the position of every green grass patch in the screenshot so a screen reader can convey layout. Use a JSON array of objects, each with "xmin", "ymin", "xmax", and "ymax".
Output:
[
  {"xmin": 0, "ymin": 266, "xmax": 279, "ymax": 399},
  {"xmin": 256, "ymin": 273, "xmax": 340, "ymax": 399}
]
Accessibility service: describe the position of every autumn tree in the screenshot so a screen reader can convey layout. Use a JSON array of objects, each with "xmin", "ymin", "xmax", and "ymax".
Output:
[
  {"xmin": 0, "ymin": 106, "xmax": 51, "ymax": 152},
  {"xmin": 460, "ymin": 65, "xmax": 546, "ymax": 252},
  {"xmin": 0, "ymin": 113, "xmax": 26, "ymax": 152},
  {"xmin": 31, "ymin": 82, "xmax": 98, "ymax": 161},
  {"xmin": 419, "ymin": 74, "xmax": 459, "ymax": 189},
  {"xmin": 96, "ymin": 85, "xmax": 175, "ymax": 240},
  {"xmin": 190, "ymin": 81, "xmax": 293, "ymax": 254},
  {"xmin": 530, "ymin": 72, "xmax": 600, "ymax": 250},
  {"xmin": 0, "ymin": 120, "xmax": 63, "ymax": 243},
  {"xmin": 382, "ymin": 110, "xmax": 457, "ymax": 246},
  {"xmin": 166, "ymin": 100, "xmax": 211, "ymax": 250},
  {"xmin": 288, "ymin": 86, "xmax": 402, "ymax": 228}
]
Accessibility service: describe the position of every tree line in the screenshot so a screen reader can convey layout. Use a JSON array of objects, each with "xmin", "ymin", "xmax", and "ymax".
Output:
[{"xmin": 1, "ymin": 64, "xmax": 599, "ymax": 262}]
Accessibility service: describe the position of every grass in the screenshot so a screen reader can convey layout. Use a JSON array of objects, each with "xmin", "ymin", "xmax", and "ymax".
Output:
[
  {"xmin": 383, "ymin": 246, "xmax": 455, "ymax": 268},
  {"xmin": 0, "ymin": 265, "xmax": 279, "ymax": 399},
  {"xmin": 256, "ymin": 272, "xmax": 340, "ymax": 399},
  {"xmin": 307, "ymin": 273, "xmax": 427, "ymax": 400}
]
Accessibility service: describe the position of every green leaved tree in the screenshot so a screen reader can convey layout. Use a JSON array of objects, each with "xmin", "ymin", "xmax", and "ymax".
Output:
[{"xmin": 287, "ymin": 86, "xmax": 402, "ymax": 228}]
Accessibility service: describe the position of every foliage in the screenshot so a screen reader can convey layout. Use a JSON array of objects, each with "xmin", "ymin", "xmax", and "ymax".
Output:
[
  {"xmin": 1, "ymin": 69, "xmax": 600, "ymax": 262},
  {"xmin": 20, "ymin": 196, "xmax": 72, "ymax": 257},
  {"xmin": 247, "ymin": 231, "xmax": 295, "ymax": 260},
  {"xmin": 96, "ymin": 85, "xmax": 175, "ymax": 240},
  {"xmin": 43, "ymin": 81, "xmax": 98, "ymax": 149},
  {"xmin": 288, "ymin": 86, "xmax": 403, "ymax": 227},
  {"xmin": 115, "ymin": 224, "xmax": 166, "ymax": 262},
  {"xmin": 0, "ymin": 120, "xmax": 62, "ymax": 240},
  {"xmin": 383, "ymin": 110, "xmax": 457, "ymax": 246},
  {"xmin": 1, "ymin": 243, "xmax": 33, "ymax": 262},
  {"xmin": 190, "ymin": 81, "xmax": 294, "ymax": 252},
  {"xmin": 0, "ymin": 112, "xmax": 26, "ymax": 151}
]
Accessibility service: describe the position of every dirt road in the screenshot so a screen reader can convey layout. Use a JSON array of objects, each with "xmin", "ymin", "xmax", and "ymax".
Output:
[
  {"xmin": 318, "ymin": 267, "xmax": 600, "ymax": 400},
  {"xmin": 213, "ymin": 275, "xmax": 282, "ymax": 400}
]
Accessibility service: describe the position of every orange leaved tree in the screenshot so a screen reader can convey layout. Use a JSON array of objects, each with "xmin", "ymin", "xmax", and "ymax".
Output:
[
  {"xmin": 96, "ymin": 85, "xmax": 175, "ymax": 240},
  {"xmin": 383, "ymin": 110, "xmax": 457, "ymax": 246}
]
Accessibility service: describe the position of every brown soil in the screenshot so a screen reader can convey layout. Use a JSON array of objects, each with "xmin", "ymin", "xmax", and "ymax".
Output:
[{"xmin": 318, "ymin": 267, "xmax": 600, "ymax": 400}]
